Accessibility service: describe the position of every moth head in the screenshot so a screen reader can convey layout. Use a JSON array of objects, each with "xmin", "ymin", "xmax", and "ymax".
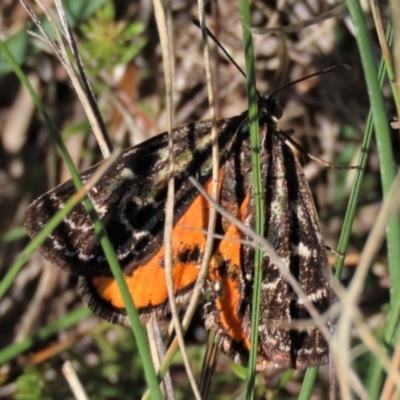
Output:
[{"xmin": 262, "ymin": 95, "xmax": 283, "ymax": 121}]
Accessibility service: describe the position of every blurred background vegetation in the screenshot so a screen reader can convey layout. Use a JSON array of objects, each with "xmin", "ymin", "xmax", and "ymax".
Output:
[{"xmin": 0, "ymin": 0, "xmax": 397, "ymax": 398}]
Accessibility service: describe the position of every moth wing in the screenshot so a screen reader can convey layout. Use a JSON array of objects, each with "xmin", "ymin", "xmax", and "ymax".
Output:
[
  {"xmin": 258, "ymin": 137, "xmax": 334, "ymax": 369},
  {"xmin": 24, "ymin": 117, "xmax": 242, "ymax": 277}
]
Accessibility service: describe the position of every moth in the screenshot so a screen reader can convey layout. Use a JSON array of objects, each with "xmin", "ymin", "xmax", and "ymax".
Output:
[{"xmin": 25, "ymin": 94, "xmax": 335, "ymax": 370}]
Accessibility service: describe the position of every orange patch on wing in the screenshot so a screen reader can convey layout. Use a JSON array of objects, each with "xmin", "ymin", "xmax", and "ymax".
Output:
[
  {"xmin": 210, "ymin": 194, "xmax": 250, "ymax": 349},
  {"xmin": 92, "ymin": 175, "xmax": 223, "ymax": 311}
]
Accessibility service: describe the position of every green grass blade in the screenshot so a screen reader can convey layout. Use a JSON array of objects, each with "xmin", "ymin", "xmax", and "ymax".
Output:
[
  {"xmin": 0, "ymin": 38, "xmax": 162, "ymax": 400},
  {"xmin": 345, "ymin": 0, "xmax": 400, "ymax": 286},
  {"xmin": 239, "ymin": 1, "xmax": 264, "ymax": 399},
  {"xmin": 298, "ymin": 367, "xmax": 318, "ymax": 400},
  {"xmin": 0, "ymin": 188, "xmax": 93, "ymax": 301},
  {"xmin": 334, "ymin": 56, "xmax": 387, "ymax": 277},
  {"xmin": 343, "ymin": 1, "xmax": 400, "ymax": 397}
]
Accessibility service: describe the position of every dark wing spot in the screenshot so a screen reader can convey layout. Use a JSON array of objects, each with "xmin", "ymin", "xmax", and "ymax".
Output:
[{"xmin": 177, "ymin": 245, "xmax": 201, "ymax": 264}]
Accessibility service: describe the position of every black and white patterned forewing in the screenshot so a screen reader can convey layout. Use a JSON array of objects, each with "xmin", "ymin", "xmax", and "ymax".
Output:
[{"xmin": 24, "ymin": 117, "xmax": 243, "ymax": 277}]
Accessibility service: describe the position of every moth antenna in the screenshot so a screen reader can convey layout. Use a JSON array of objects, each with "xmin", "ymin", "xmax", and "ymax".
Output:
[
  {"xmin": 192, "ymin": 19, "xmax": 247, "ymax": 80},
  {"xmin": 192, "ymin": 19, "xmax": 349, "ymax": 105},
  {"xmin": 268, "ymin": 64, "xmax": 351, "ymax": 99}
]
